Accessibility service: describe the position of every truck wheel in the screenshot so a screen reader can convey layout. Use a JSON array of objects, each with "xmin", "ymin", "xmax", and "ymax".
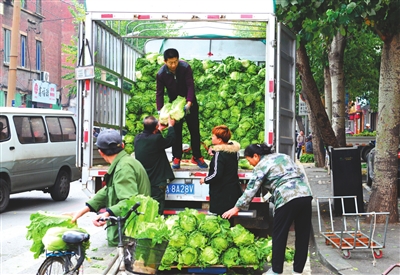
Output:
[
  {"xmin": 361, "ymin": 147, "xmax": 372, "ymax": 162},
  {"xmin": 50, "ymin": 170, "xmax": 71, "ymax": 201},
  {"xmin": 0, "ymin": 179, "xmax": 10, "ymax": 213}
]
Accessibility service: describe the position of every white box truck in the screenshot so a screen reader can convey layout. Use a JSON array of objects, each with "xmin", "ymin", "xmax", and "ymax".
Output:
[{"xmin": 76, "ymin": 0, "xmax": 296, "ymax": 233}]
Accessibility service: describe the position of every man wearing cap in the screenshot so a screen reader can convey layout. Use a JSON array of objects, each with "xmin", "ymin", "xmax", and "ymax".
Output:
[
  {"xmin": 70, "ymin": 129, "xmax": 151, "ymax": 246},
  {"xmin": 134, "ymin": 115, "xmax": 176, "ymax": 215}
]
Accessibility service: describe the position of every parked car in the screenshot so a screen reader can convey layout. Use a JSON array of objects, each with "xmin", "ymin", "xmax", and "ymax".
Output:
[{"xmin": 366, "ymin": 147, "xmax": 400, "ymax": 197}]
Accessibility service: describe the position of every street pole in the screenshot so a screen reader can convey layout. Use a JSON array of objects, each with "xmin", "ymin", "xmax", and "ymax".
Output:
[{"xmin": 6, "ymin": 0, "xmax": 21, "ymax": 107}]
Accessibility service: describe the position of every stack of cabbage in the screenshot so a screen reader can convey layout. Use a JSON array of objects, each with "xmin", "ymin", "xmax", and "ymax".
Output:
[
  {"xmin": 159, "ymin": 208, "xmax": 294, "ymax": 270},
  {"xmin": 124, "ymin": 53, "xmax": 266, "ymax": 157}
]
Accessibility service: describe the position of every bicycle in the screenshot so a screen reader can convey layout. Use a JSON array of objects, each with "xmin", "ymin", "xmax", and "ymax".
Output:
[{"xmin": 36, "ymin": 202, "xmax": 141, "ymax": 275}]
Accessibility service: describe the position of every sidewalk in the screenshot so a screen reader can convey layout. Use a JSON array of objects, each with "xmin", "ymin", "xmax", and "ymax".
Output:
[{"xmin": 302, "ymin": 162, "xmax": 400, "ymax": 275}]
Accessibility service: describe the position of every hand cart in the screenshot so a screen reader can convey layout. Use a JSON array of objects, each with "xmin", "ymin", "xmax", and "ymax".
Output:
[{"xmin": 316, "ymin": 196, "xmax": 389, "ymax": 259}]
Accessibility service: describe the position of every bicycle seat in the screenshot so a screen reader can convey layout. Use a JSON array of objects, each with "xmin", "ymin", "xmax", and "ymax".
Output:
[{"xmin": 62, "ymin": 231, "xmax": 90, "ymax": 244}]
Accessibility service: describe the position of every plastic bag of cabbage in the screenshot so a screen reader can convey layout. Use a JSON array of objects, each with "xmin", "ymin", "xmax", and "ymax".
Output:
[
  {"xmin": 158, "ymin": 208, "xmax": 295, "ymax": 271},
  {"xmin": 124, "ymin": 53, "xmax": 266, "ymax": 156}
]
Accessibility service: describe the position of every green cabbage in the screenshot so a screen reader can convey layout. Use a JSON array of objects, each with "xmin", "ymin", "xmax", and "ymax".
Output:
[
  {"xmin": 178, "ymin": 247, "xmax": 198, "ymax": 268},
  {"xmin": 169, "ymin": 229, "xmax": 187, "ymax": 248},
  {"xmin": 221, "ymin": 247, "xmax": 240, "ymax": 267},
  {"xmin": 26, "ymin": 211, "xmax": 80, "ymax": 259},
  {"xmin": 230, "ymin": 224, "xmax": 254, "ymax": 247},
  {"xmin": 199, "ymin": 246, "xmax": 219, "ymax": 266},
  {"xmin": 187, "ymin": 231, "xmax": 207, "ymax": 249}
]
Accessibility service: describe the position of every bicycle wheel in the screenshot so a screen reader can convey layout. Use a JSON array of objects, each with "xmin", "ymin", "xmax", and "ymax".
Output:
[
  {"xmin": 37, "ymin": 257, "xmax": 67, "ymax": 275},
  {"xmin": 37, "ymin": 255, "xmax": 78, "ymax": 275}
]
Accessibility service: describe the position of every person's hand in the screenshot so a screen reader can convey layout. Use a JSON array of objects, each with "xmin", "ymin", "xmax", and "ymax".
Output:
[
  {"xmin": 208, "ymin": 146, "xmax": 214, "ymax": 156},
  {"xmin": 92, "ymin": 212, "xmax": 110, "ymax": 227},
  {"xmin": 158, "ymin": 122, "xmax": 167, "ymax": 131},
  {"xmin": 62, "ymin": 212, "xmax": 78, "ymax": 223},
  {"xmin": 222, "ymin": 207, "xmax": 240, "ymax": 219},
  {"xmin": 168, "ymin": 116, "xmax": 175, "ymax": 127},
  {"xmin": 200, "ymin": 178, "xmax": 205, "ymax": 184},
  {"xmin": 184, "ymin": 102, "xmax": 192, "ymax": 115}
]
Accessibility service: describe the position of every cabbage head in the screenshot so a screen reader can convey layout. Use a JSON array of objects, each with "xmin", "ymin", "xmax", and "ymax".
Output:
[
  {"xmin": 210, "ymin": 235, "xmax": 230, "ymax": 253},
  {"xmin": 198, "ymin": 215, "xmax": 220, "ymax": 237},
  {"xmin": 169, "ymin": 96, "xmax": 187, "ymax": 121},
  {"xmin": 187, "ymin": 231, "xmax": 207, "ymax": 249},
  {"xmin": 169, "ymin": 228, "xmax": 187, "ymax": 248},
  {"xmin": 178, "ymin": 208, "xmax": 198, "ymax": 233},
  {"xmin": 178, "ymin": 247, "xmax": 198, "ymax": 268},
  {"xmin": 159, "ymin": 246, "xmax": 178, "ymax": 270},
  {"xmin": 159, "ymin": 103, "xmax": 172, "ymax": 125},
  {"xmin": 221, "ymin": 247, "xmax": 240, "ymax": 268},
  {"xmin": 230, "ymin": 224, "xmax": 254, "ymax": 246},
  {"xmin": 199, "ymin": 246, "xmax": 219, "ymax": 266},
  {"xmin": 239, "ymin": 245, "xmax": 259, "ymax": 266}
]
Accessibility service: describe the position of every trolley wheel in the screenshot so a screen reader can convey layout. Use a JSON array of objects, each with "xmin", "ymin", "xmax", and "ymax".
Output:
[
  {"xmin": 373, "ymin": 249, "xmax": 383, "ymax": 259},
  {"xmin": 325, "ymin": 239, "xmax": 331, "ymax": 245},
  {"xmin": 342, "ymin": 250, "xmax": 351, "ymax": 259}
]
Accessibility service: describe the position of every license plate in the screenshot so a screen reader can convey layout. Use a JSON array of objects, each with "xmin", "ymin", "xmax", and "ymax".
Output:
[{"xmin": 166, "ymin": 183, "xmax": 195, "ymax": 195}]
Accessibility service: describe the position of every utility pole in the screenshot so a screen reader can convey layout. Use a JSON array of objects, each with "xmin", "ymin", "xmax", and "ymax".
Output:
[{"xmin": 6, "ymin": 0, "xmax": 21, "ymax": 107}]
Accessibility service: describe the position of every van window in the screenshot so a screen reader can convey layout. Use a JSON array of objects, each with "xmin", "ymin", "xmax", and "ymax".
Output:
[
  {"xmin": 46, "ymin": 116, "xmax": 76, "ymax": 142},
  {"xmin": 0, "ymin": 116, "xmax": 10, "ymax": 141},
  {"xmin": 13, "ymin": 116, "xmax": 48, "ymax": 144}
]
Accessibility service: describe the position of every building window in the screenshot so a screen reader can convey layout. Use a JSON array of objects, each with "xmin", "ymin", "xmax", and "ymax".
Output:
[
  {"xmin": 36, "ymin": 0, "xmax": 42, "ymax": 14},
  {"xmin": 21, "ymin": 35, "xmax": 27, "ymax": 67},
  {"xmin": 4, "ymin": 29, "xmax": 11, "ymax": 63},
  {"xmin": 36, "ymin": 41, "xmax": 42, "ymax": 71}
]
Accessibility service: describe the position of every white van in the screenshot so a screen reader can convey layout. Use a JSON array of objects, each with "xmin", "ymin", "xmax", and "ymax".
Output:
[{"xmin": 0, "ymin": 107, "xmax": 81, "ymax": 212}]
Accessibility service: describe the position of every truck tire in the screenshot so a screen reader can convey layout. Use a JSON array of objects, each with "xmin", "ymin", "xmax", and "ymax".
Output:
[
  {"xmin": 50, "ymin": 170, "xmax": 71, "ymax": 201},
  {"xmin": 0, "ymin": 178, "xmax": 10, "ymax": 213},
  {"xmin": 361, "ymin": 146, "xmax": 372, "ymax": 162}
]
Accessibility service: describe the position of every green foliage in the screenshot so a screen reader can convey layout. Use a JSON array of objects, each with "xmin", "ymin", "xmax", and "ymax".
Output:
[
  {"xmin": 158, "ymin": 209, "xmax": 296, "ymax": 270},
  {"xmin": 26, "ymin": 211, "xmax": 86, "ymax": 259},
  {"xmin": 123, "ymin": 195, "xmax": 169, "ymax": 245},
  {"xmin": 300, "ymin": 153, "xmax": 314, "ymax": 163}
]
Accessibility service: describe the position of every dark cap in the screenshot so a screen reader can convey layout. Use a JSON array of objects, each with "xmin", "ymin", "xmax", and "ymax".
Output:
[{"xmin": 95, "ymin": 129, "xmax": 122, "ymax": 149}]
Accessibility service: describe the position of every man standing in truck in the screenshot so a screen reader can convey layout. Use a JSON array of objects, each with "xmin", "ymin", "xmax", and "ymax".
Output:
[
  {"xmin": 134, "ymin": 115, "xmax": 176, "ymax": 215},
  {"xmin": 156, "ymin": 48, "xmax": 208, "ymax": 169}
]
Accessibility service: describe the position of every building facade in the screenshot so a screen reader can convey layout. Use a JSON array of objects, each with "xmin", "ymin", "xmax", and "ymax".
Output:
[{"xmin": 0, "ymin": 0, "xmax": 79, "ymax": 109}]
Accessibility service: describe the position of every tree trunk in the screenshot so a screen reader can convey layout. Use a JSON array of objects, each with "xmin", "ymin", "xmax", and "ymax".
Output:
[
  {"xmin": 308, "ymin": 109, "xmax": 325, "ymax": 167},
  {"xmin": 296, "ymin": 42, "xmax": 339, "ymax": 148},
  {"xmin": 367, "ymin": 33, "xmax": 400, "ymax": 223},
  {"xmin": 324, "ymin": 66, "xmax": 332, "ymax": 123},
  {"xmin": 329, "ymin": 31, "xmax": 347, "ymax": 147}
]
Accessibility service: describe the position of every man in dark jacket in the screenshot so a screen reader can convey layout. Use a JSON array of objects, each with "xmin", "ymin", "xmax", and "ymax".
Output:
[
  {"xmin": 156, "ymin": 48, "xmax": 208, "ymax": 169},
  {"xmin": 134, "ymin": 115, "xmax": 176, "ymax": 215}
]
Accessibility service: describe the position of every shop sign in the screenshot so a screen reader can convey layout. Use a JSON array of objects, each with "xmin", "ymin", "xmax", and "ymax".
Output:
[{"xmin": 32, "ymin": 80, "xmax": 57, "ymax": 104}]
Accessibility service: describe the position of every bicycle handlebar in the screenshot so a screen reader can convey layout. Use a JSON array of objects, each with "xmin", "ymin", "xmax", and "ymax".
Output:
[{"xmin": 99, "ymin": 202, "xmax": 141, "ymax": 224}]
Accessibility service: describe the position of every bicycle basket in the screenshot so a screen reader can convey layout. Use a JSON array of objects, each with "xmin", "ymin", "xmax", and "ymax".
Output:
[{"xmin": 124, "ymin": 238, "xmax": 168, "ymax": 275}]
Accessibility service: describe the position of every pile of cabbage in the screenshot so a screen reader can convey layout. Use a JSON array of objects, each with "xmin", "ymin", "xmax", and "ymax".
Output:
[
  {"xmin": 124, "ymin": 53, "xmax": 266, "ymax": 157},
  {"xmin": 26, "ymin": 211, "xmax": 90, "ymax": 259},
  {"xmin": 159, "ymin": 208, "xmax": 294, "ymax": 271}
]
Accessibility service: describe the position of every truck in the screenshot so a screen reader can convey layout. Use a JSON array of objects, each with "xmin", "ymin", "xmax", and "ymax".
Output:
[
  {"xmin": 76, "ymin": 0, "xmax": 296, "ymax": 233},
  {"xmin": 346, "ymin": 136, "xmax": 375, "ymax": 161}
]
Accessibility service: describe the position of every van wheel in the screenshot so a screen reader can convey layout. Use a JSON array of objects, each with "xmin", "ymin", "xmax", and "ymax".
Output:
[
  {"xmin": 50, "ymin": 170, "xmax": 70, "ymax": 201},
  {"xmin": 0, "ymin": 179, "xmax": 10, "ymax": 213}
]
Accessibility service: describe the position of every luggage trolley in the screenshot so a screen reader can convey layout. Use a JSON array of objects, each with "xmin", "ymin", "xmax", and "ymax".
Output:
[{"xmin": 316, "ymin": 196, "xmax": 389, "ymax": 259}]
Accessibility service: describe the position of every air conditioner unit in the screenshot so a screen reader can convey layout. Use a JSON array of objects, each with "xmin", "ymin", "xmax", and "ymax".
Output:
[{"xmin": 40, "ymin": 71, "xmax": 50, "ymax": 82}]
